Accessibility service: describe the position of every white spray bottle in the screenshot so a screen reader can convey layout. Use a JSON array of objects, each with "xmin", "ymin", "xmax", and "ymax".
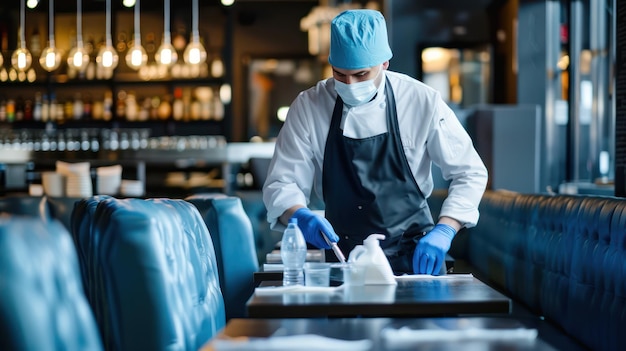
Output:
[{"xmin": 347, "ymin": 234, "xmax": 397, "ymax": 285}]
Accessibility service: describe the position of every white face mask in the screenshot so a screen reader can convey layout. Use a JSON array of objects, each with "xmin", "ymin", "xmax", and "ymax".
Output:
[{"xmin": 334, "ymin": 67, "xmax": 382, "ymax": 107}]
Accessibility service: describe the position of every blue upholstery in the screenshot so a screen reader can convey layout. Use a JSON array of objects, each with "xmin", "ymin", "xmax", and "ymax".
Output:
[
  {"xmin": 467, "ymin": 191, "xmax": 626, "ymax": 351},
  {"xmin": 0, "ymin": 216, "xmax": 103, "ymax": 351},
  {"xmin": 0, "ymin": 195, "xmax": 49, "ymax": 220},
  {"xmin": 46, "ymin": 196, "xmax": 84, "ymax": 230},
  {"xmin": 234, "ymin": 190, "xmax": 280, "ymax": 265},
  {"xmin": 186, "ymin": 193, "xmax": 259, "ymax": 320},
  {"xmin": 0, "ymin": 194, "xmax": 82, "ymax": 231},
  {"xmin": 72, "ymin": 197, "xmax": 226, "ymax": 351},
  {"xmin": 70, "ymin": 195, "xmax": 114, "ymax": 343}
]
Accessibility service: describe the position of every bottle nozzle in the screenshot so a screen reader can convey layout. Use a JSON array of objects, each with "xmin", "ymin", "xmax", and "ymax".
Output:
[{"xmin": 363, "ymin": 233, "xmax": 386, "ymax": 246}]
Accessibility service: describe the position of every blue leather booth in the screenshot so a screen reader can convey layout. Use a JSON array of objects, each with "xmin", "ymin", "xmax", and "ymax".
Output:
[
  {"xmin": 70, "ymin": 195, "xmax": 114, "ymax": 330},
  {"xmin": 0, "ymin": 194, "xmax": 82, "ymax": 231},
  {"xmin": 72, "ymin": 197, "xmax": 226, "ymax": 351},
  {"xmin": 437, "ymin": 190, "xmax": 626, "ymax": 351},
  {"xmin": 186, "ymin": 193, "xmax": 259, "ymax": 320},
  {"xmin": 0, "ymin": 216, "xmax": 103, "ymax": 351}
]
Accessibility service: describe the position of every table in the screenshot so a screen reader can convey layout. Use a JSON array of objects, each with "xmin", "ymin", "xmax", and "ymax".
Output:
[
  {"xmin": 255, "ymin": 253, "xmax": 457, "ymax": 285},
  {"xmin": 200, "ymin": 317, "xmax": 563, "ymax": 351},
  {"xmin": 247, "ymin": 275, "xmax": 511, "ymax": 318}
]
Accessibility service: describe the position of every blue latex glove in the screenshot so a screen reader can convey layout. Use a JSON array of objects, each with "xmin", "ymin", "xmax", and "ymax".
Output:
[
  {"xmin": 413, "ymin": 223, "xmax": 456, "ymax": 275},
  {"xmin": 291, "ymin": 208, "xmax": 339, "ymax": 249}
]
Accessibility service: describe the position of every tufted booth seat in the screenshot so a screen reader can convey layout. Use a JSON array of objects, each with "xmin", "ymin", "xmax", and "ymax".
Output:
[
  {"xmin": 70, "ymin": 195, "xmax": 114, "ymax": 333},
  {"xmin": 0, "ymin": 194, "xmax": 82, "ymax": 231},
  {"xmin": 436, "ymin": 190, "xmax": 626, "ymax": 351},
  {"xmin": 0, "ymin": 216, "xmax": 103, "ymax": 351},
  {"xmin": 185, "ymin": 193, "xmax": 259, "ymax": 320},
  {"xmin": 71, "ymin": 197, "xmax": 226, "ymax": 351}
]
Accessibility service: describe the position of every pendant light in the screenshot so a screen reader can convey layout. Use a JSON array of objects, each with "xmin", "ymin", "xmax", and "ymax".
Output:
[
  {"xmin": 155, "ymin": 0, "xmax": 177, "ymax": 67},
  {"xmin": 125, "ymin": 0, "xmax": 147, "ymax": 70},
  {"xmin": 67, "ymin": 0, "xmax": 90, "ymax": 72},
  {"xmin": 183, "ymin": 0, "xmax": 207, "ymax": 66},
  {"xmin": 96, "ymin": 0, "xmax": 119, "ymax": 71},
  {"xmin": 39, "ymin": 0, "xmax": 62, "ymax": 72},
  {"xmin": 11, "ymin": 0, "xmax": 33, "ymax": 72}
]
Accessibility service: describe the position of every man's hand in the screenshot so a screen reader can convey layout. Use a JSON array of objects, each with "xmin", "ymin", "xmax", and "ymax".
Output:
[
  {"xmin": 291, "ymin": 208, "xmax": 339, "ymax": 249},
  {"xmin": 413, "ymin": 223, "xmax": 456, "ymax": 275}
]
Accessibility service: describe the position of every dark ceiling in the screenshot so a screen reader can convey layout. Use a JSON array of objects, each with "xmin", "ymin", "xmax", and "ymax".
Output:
[
  {"xmin": 1, "ymin": 0, "xmax": 320, "ymax": 14},
  {"xmin": 2, "ymin": 0, "xmax": 502, "ymax": 14}
]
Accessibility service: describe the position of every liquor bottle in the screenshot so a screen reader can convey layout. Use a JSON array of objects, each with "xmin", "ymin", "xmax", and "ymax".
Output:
[
  {"xmin": 116, "ymin": 90, "xmax": 127, "ymax": 120},
  {"xmin": 103, "ymin": 90, "xmax": 113, "ymax": 121},
  {"xmin": 6, "ymin": 99, "xmax": 15, "ymax": 122},
  {"xmin": 33, "ymin": 92, "xmax": 42, "ymax": 121},
  {"xmin": 158, "ymin": 94, "xmax": 172, "ymax": 120},
  {"xmin": 73, "ymin": 93, "xmax": 83, "ymax": 120},
  {"xmin": 23, "ymin": 99, "xmax": 32, "ymax": 120},
  {"xmin": 0, "ymin": 98, "xmax": 6, "ymax": 121},
  {"xmin": 172, "ymin": 87, "xmax": 184, "ymax": 121},
  {"xmin": 125, "ymin": 91, "xmax": 138, "ymax": 121}
]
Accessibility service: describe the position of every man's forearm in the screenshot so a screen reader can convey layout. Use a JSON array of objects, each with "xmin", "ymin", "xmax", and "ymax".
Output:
[
  {"xmin": 279, "ymin": 205, "xmax": 306, "ymax": 226},
  {"xmin": 437, "ymin": 216, "xmax": 462, "ymax": 233}
]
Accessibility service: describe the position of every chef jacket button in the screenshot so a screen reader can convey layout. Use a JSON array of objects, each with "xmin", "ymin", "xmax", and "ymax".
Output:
[
  {"xmin": 357, "ymin": 205, "xmax": 362, "ymax": 210},
  {"xmin": 379, "ymin": 102, "xmax": 385, "ymax": 109}
]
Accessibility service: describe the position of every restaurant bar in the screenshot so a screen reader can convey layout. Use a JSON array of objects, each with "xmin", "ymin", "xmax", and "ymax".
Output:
[{"xmin": 0, "ymin": 0, "xmax": 623, "ymax": 350}]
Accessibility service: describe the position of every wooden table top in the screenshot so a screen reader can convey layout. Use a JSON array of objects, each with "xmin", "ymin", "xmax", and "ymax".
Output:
[
  {"xmin": 200, "ymin": 317, "xmax": 560, "ymax": 351},
  {"xmin": 247, "ymin": 274, "xmax": 511, "ymax": 318}
]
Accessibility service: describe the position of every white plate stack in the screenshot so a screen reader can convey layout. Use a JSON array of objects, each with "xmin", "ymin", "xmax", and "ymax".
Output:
[
  {"xmin": 96, "ymin": 165, "xmax": 122, "ymax": 196},
  {"xmin": 41, "ymin": 171, "xmax": 66, "ymax": 197},
  {"xmin": 120, "ymin": 179, "xmax": 144, "ymax": 197},
  {"xmin": 56, "ymin": 161, "xmax": 93, "ymax": 198}
]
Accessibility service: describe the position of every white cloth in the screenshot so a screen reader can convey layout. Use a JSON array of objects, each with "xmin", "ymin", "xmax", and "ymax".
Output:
[
  {"xmin": 212, "ymin": 334, "xmax": 373, "ymax": 351},
  {"xmin": 254, "ymin": 285, "xmax": 341, "ymax": 295},
  {"xmin": 394, "ymin": 273, "xmax": 474, "ymax": 281},
  {"xmin": 381, "ymin": 326, "xmax": 538, "ymax": 348},
  {"xmin": 263, "ymin": 70, "xmax": 488, "ymax": 231}
]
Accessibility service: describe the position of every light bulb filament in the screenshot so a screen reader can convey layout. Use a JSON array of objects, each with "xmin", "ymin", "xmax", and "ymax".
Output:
[
  {"xmin": 131, "ymin": 48, "xmax": 142, "ymax": 67},
  {"xmin": 73, "ymin": 51, "xmax": 83, "ymax": 67},
  {"xmin": 189, "ymin": 48, "xmax": 200, "ymax": 65},
  {"xmin": 45, "ymin": 52, "xmax": 56, "ymax": 68},
  {"xmin": 160, "ymin": 49, "xmax": 172, "ymax": 65},
  {"xmin": 103, "ymin": 51, "xmax": 113, "ymax": 67},
  {"xmin": 18, "ymin": 53, "xmax": 27, "ymax": 69}
]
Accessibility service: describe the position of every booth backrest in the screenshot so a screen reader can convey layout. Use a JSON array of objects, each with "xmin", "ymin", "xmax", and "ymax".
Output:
[
  {"xmin": 0, "ymin": 195, "xmax": 82, "ymax": 231},
  {"xmin": 72, "ymin": 197, "xmax": 225, "ymax": 351},
  {"xmin": 70, "ymin": 195, "xmax": 114, "ymax": 330},
  {"xmin": 0, "ymin": 216, "xmax": 103, "ymax": 351},
  {"xmin": 186, "ymin": 193, "xmax": 259, "ymax": 320},
  {"xmin": 468, "ymin": 190, "xmax": 626, "ymax": 351}
]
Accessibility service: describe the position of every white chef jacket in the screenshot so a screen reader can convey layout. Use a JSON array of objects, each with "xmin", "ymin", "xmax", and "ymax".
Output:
[{"xmin": 263, "ymin": 70, "xmax": 488, "ymax": 231}]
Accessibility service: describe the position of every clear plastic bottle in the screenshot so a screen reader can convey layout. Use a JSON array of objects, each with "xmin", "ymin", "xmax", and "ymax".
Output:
[{"xmin": 281, "ymin": 218, "xmax": 307, "ymax": 286}]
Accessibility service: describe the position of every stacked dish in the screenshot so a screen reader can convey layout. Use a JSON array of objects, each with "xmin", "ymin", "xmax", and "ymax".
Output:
[{"xmin": 56, "ymin": 161, "xmax": 93, "ymax": 198}]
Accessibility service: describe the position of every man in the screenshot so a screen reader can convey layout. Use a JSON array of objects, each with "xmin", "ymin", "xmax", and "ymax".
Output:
[{"xmin": 263, "ymin": 9, "xmax": 488, "ymax": 275}]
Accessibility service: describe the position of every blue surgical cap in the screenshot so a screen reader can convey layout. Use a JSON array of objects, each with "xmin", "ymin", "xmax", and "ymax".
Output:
[{"xmin": 328, "ymin": 9, "xmax": 393, "ymax": 70}]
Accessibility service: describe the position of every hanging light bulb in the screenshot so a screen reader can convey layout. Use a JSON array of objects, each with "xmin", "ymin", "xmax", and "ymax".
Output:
[
  {"xmin": 11, "ymin": 0, "xmax": 32, "ymax": 72},
  {"xmin": 67, "ymin": 0, "xmax": 89, "ymax": 72},
  {"xmin": 219, "ymin": 83, "xmax": 231, "ymax": 104},
  {"xmin": 26, "ymin": 0, "xmax": 39, "ymax": 9},
  {"xmin": 39, "ymin": 0, "xmax": 62, "ymax": 72},
  {"xmin": 183, "ymin": 0, "xmax": 207, "ymax": 66},
  {"xmin": 155, "ymin": 0, "xmax": 177, "ymax": 67},
  {"xmin": 211, "ymin": 57, "xmax": 224, "ymax": 77},
  {"xmin": 125, "ymin": 0, "xmax": 147, "ymax": 70},
  {"xmin": 96, "ymin": 0, "xmax": 119, "ymax": 70}
]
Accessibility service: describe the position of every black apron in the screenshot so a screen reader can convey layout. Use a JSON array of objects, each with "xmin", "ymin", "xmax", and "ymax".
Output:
[{"xmin": 322, "ymin": 77, "xmax": 435, "ymax": 274}]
